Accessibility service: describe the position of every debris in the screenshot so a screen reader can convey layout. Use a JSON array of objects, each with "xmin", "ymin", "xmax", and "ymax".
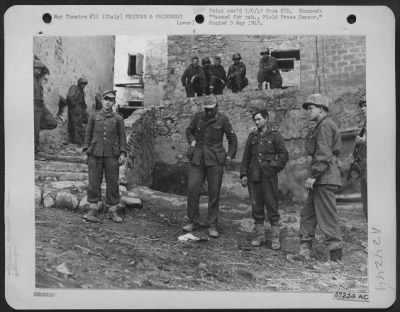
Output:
[
  {"xmin": 178, "ymin": 233, "xmax": 209, "ymax": 242},
  {"xmin": 55, "ymin": 262, "xmax": 72, "ymax": 276}
]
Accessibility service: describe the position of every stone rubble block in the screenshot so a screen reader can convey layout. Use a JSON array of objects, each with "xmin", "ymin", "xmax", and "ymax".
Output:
[
  {"xmin": 55, "ymin": 191, "xmax": 79, "ymax": 210},
  {"xmin": 43, "ymin": 192, "xmax": 56, "ymax": 209},
  {"xmin": 47, "ymin": 181, "xmax": 87, "ymax": 192},
  {"xmin": 120, "ymin": 195, "xmax": 142, "ymax": 207},
  {"xmin": 78, "ymin": 195, "xmax": 89, "ymax": 211},
  {"xmin": 36, "ymin": 170, "xmax": 88, "ymax": 182}
]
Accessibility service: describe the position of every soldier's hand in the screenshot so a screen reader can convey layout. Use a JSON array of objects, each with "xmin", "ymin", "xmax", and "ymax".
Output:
[
  {"xmin": 304, "ymin": 177, "xmax": 316, "ymax": 190},
  {"xmin": 241, "ymin": 176, "xmax": 248, "ymax": 187},
  {"xmin": 191, "ymin": 140, "xmax": 197, "ymax": 147},
  {"xmin": 225, "ymin": 155, "xmax": 232, "ymax": 166},
  {"xmin": 250, "ymin": 126, "xmax": 258, "ymax": 133},
  {"xmin": 118, "ymin": 154, "xmax": 126, "ymax": 166}
]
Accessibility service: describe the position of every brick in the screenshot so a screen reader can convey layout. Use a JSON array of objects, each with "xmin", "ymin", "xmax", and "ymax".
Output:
[
  {"xmin": 350, "ymin": 47, "xmax": 360, "ymax": 53},
  {"xmin": 344, "ymin": 54, "xmax": 355, "ymax": 61},
  {"xmin": 344, "ymin": 65, "xmax": 354, "ymax": 72},
  {"xmin": 350, "ymin": 59, "xmax": 361, "ymax": 65},
  {"xmin": 338, "ymin": 61, "xmax": 347, "ymax": 67}
]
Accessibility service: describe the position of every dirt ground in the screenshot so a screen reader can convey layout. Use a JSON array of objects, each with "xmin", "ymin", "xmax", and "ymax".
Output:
[{"xmin": 36, "ymin": 197, "xmax": 368, "ymax": 292}]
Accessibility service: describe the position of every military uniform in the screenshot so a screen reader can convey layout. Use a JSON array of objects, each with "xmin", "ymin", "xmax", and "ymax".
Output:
[
  {"xmin": 181, "ymin": 64, "xmax": 207, "ymax": 97},
  {"xmin": 240, "ymin": 128, "xmax": 288, "ymax": 227},
  {"xmin": 208, "ymin": 64, "xmax": 227, "ymax": 95},
  {"xmin": 257, "ymin": 56, "xmax": 282, "ymax": 89},
  {"xmin": 300, "ymin": 115, "xmax": 343, "ymax": 252},
  {"xmin": 227, "ymin": 62, "xmax": 248, "ymax": 93},
  {"xmin": 83, "ymin": 109, "xmax": 127, "ymax": 207},
  {"xmin": 34, "ymin": 57, "xmax": 57, "ymax": 154},
  {"xmin": 186, "ymin": 111, "xmax": 238, "ymax": 228}
]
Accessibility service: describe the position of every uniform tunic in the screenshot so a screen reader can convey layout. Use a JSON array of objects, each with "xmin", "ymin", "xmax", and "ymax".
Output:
[
  {"xmin": 207, "ymin": 64, "xmax": 227, "ymax": 95},
  {"xmin": 185, "ymin": 111, "xmax": 238, "ymax": 226},
  {"xmin": 227, "ymin": 62, "xmax": 248, "ymax": 92},
  {"xmin": 257, "ymin": 56, "xmax": 283, "ymax": 89},
  {"xmin": 83, "ymin": 110, "xmax": 127, "ymax": 205},
  {"xmin": 181, "ymin": 64, "xmax": 207, "ymax": 97},
  {"xmin": 65, "ymin": 84, "xmax": 88, "ymax": 145},
  {"xmin": 240, "ymin": 128, "xmax": 288, "ymax": 225},
  {"xmin": 300, "ymin": 116, "xmax": 343, "ymax": 251}
]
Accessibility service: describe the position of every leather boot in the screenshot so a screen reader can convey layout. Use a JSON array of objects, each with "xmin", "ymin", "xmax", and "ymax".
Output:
[
  {"xmin": 108, "ymin": 205, "xmax": 123, "ymax": 223},
  {"xmin": 270, "ymin": 225, "xmax": 281, "ymax": 250},
  {"xmin": 329, "ymin": 248, "xmax": 343, "ymax": 263},
  {"xmin": 83, "ymin": 203, "xmax": 102, "ymax": 223},
  {"xmin": 251, "ymin": 223, "xmax": 266, "ymax": 246}
]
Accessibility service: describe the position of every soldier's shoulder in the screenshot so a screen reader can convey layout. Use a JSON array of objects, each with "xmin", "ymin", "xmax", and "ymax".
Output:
[{"xmin": 113, "ymin": 112, "xmax": 124, "ymax": 120}]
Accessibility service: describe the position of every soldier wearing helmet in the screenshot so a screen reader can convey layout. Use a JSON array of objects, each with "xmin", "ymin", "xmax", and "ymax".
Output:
[
  {"xmin": 257, "ymin": 49, "xmax": 282, "ymax": 90},
  {"xmin": 227, "ymin": 53, "xmax": 248, "ymax": 93},
  {"xmin": 297, "ymin": 94, "xmax": 344, "ymax": 265}
]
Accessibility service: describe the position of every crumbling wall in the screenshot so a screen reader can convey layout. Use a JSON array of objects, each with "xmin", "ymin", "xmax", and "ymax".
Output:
[
  {"xmin": 125, "ymin": 109, "xmax": 156, "ymax": 189},
  {"xmin": 33, "ymin": 36, "xmax": 115, "ymax": 147},
  {"xmin": 146, "ymin": 35, "xmax": 366, "ymax": 202}
]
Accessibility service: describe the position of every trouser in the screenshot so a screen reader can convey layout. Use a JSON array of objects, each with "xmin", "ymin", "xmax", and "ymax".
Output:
[
  {"xmin": 257, "ymin": 70, "xmax": 282, "ymax": 89},
  {"xmin": 300, "ymin": 184, "xmax": 343, "ymax": 251},
  {"xmin": 87, "ymin": 155, "xmax": 120, "ymax": 206},
  {"xmin": 68, "ymin": 106, "xmax": 87, "ymax": 145},
  {"xmin": 248, "ymin": 174, "xmax": 280, "ymax": 226},
  {"xmin": 227, "ymin": 74, "xmax": 248, "ymax": 92},
  {"xmin": 360, "ymin": 176, "xmax": 368, "ymax": 220},
  {"xmin": 34, "ymin": 103, "xmax": 58, "ymax": 153},
  {"xmin": 187, "ymin": 163, "xmax": 224, "ymax": 226},
  {"xmin": 209, "ymin": 76, "xmax": 226, "ymax": 95}
]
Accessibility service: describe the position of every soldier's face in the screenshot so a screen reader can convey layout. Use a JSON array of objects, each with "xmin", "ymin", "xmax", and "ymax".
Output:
[
  {"xmin": 192, "ymin": 59, "xmax": 199, "ymax": 67},
  {"xmin": 360, "ymin": 104, "xmax": 366, "ymax": 118},
  {"xmin": 233, "ymin": 58, "xmax": 240, "ymax": 64},
  {"xmin": 214, "ymin": 58, "xmax": 221, "ymax": 66},
  {"xmin": 34, "ymin": 68, "xmax": 42, "ymax": 77},
  {"xmin": 102, "ymin": 96, "xmax": 115, "ymax": 110},
  {"xmin": 254, "ymin": 113, "xmax": 268, "ymax": 130},
  {"xmin": 307, "ymin": 105, "xmax": 321, "ymax": 121},
  {"xmin": 204, "ymin": 107, "xmax": 217, "ymax": 118},
  {"xmin": 79, "ymin": 83, "xmax": 87, "ymax": 90}
]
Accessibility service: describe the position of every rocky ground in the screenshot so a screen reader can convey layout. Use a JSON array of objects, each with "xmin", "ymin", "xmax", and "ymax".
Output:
[{"xmin": 35, "ymin": 145, "xmax": 368, "ymax": 292}]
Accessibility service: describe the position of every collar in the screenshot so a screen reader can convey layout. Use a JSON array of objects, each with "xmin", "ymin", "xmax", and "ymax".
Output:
[
  {"xmin": 101, "ymin": 109, "xmax": 114, "ymax": 118},
  {"xmin": 313, "ymin": 115, "xmax": 328, "ymax": 131}
]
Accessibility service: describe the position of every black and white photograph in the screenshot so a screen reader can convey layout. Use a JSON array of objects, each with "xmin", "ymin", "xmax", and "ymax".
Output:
[{"xmin": 4, "ymin": 5, "xmax": 396, "ymax": 309}]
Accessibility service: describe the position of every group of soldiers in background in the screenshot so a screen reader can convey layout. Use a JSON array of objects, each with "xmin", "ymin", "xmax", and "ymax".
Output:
[
  {"xmin": 181, "ymin": 49, "xmax": 283, "ymax": 98},
  {"xmin": 34, "ymin": 54, "xmax": 367, "ymax": 266}
]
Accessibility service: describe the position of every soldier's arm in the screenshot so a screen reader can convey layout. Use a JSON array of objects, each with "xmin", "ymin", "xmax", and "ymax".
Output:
[
  {"xmin": 273, "ymin": 132, "xmax": 289, "ymax": 171},
  {"xmin": 221, "ymin": 67, "xmax": 227, "ymax": 82},
  {"xmin": 241, "ymin": 64, "xmax": 247, "ymax": 76},
  {"xmin": 223, "ymin": 117, "xmax": 238, "ymax": 159},
  {"xmin": 117, "ymin": 116, "xmax": 127, "ymax": 156},
  {"xmin": 264, "ymin": 58, "xmax": 279, "ymax": 72},
  {"xmin": 82, "ymin": 114, "xmax": 94, "ymax": 152},
  {"xmin": 240, "ymin": 133, "xmax": 252, "ymax": 178},
  {"xmin": 186, "ymin": 114, "xmax": 198, "ymax": 145},
  {"xmin": 311, "ymin": 123, "xmax": 334, "ymax": 179},
  {"xmin": 199, "ymin": 67, "xmax": 207, "ymax": 88}
]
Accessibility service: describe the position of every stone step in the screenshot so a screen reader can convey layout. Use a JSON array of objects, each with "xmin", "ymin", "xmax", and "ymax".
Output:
[
  {"xmin": 36, "ymin": 170, "xmax": 88, "ymax": 182},
  {"xmin": 36, "ymin": 153, "xmax": 87, "ymax": 164},
  {"xmin": 35, "ymin": 160, "xmax": 88, "ymax": 173}
]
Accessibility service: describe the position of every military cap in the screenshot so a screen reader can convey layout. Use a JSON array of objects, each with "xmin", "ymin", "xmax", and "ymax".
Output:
[
  {"xmin": 260, "ymin": 49, "xmax": 270, "ymax": 56},
  {"xmin": 302, "ymin": 93, "xmax": 330, "ymax": 111},
  {"xmin": 359, "ymin": 95, "xmax": 366, "ymax": 107},
  {"xmin": 102, "ymin": 90, "xmax": 117, "ymax": 98},
  {"xmin": 232, "ymin": 53, "xmax": 241, "ymax": 60},
  {"xmin": 78, "ymin": 77, "xmax": 88, "ymax": 85},
  {"xmin": 203, "ymin": 96, "xmax": 217, "ymax": 109},
  {"xmin": 214, "ymin": 55, "xmax": 221, "ymax": 60}
]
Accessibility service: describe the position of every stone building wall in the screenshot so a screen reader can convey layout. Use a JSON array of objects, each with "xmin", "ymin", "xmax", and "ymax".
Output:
[
  {"xmin": 33, "ymin": 36, "xmax": 115, "ymax": 147},
  {"xmin": 143, "ymin": 35, "xmax": 366, "ymax": 202}
]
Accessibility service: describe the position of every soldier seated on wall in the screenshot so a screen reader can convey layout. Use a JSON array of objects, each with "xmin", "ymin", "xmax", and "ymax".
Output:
[
  {"xmin": 181, "ymin": 56, "xmax": 207, "ymax": 98},
  {"xmin": 227, "ymin": 53, "xmax": 248, "ymax": 93},
  {"xmin": 256, "ymin": 49, "xmax": 283, "ymax": 90},
  {"xmin": 201, "ymin": 57, "xmax": 212, "ymax": 95},
  {"xmin": 208, "ymin": 55, "xmax": 227, "ymax": 95}
]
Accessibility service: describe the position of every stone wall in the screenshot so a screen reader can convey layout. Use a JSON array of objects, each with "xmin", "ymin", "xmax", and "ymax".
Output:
[
  {"xmin": 125, "ymin": 109, "xmax": 157, "ymax": 189},
  {"xmin": 143, "ymin": 35, "xmax": 366, "ymax": 202},
  {"xmin": 33, "ymin": 36, "xmax": 115, "ymax": 146}
]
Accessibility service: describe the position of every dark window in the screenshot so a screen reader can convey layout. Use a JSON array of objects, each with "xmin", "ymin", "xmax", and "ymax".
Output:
[
  {"xmin": 127, "ymin": 54, "xmax": 137, "ymax": 76},
  {"xmin": 276, "ymin": 59, "xmax": 295, "ymax": 72},
  {"xmin": 271, "ymin": 49, "xmax": 300, "ymax": 60},
  {"xmin": 128, "ymin": 100, "xmax": 144, "ymax": 107}
]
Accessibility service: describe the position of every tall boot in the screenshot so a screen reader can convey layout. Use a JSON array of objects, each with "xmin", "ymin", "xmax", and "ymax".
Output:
[
  {"xmin": 209, "ymin": 86, "xmax": 215, "ymax": 95},
  {"xmin": 256, "ymin": 82, "xmax": 263, "ymax": 90},
  {"xmin": 83, "ymin": 202, "xmax": 102, "ymax": 223},
  {"xmin": 108, "ymin": 204, "xmax": 123, "ymax": 223},
  {"xmin": 270, "ymin": 225, "xmax": 281, "ymax": 250}
]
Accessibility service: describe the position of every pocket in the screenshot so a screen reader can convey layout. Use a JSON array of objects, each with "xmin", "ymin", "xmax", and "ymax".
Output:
[{"xmin": 260, "ymin": 160, "xmax": 278, "ymax": 177}]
